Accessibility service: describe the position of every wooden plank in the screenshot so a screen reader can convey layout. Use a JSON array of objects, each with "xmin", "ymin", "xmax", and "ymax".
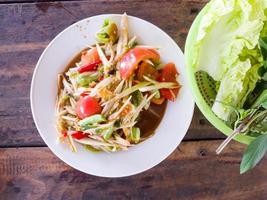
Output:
[
  {"xmin": 0, "ymin": 0, "xmax": 210, "ymax": 4},
  {"xmin": 0, "ymin": 140, "xmax": 267, "ymax": 200},
  {"xmin": 0, "ymin": 0, "xmax": 206, "ymax": 47},
  {"xmin": 0, "ymin": 100, "xmax": 224, "ymax": 147},
  {"xmin": 185, "ymin": 108, "xmax": 225, "ymax": 140},
  {"xmin": 0, "ymin": 0, "xmax": 225, "ymax": 147}
]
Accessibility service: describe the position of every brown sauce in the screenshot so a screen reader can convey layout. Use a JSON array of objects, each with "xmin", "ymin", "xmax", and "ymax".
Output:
[
  {"xmin": 137, "ymin": 101, "xmax": 167, "ymax": 138},
  {"xmin": 66, "ymin": 49, "xmax": 87, "ymax": 69},
  {"xmin": 62, "ymin": 50, "xmax": 167, "ymax": 138}
]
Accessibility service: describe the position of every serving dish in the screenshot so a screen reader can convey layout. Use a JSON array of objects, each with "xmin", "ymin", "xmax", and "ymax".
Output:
[{"xmin": 31, "ymin": 14, "xmax": 194, "ymax": 177}]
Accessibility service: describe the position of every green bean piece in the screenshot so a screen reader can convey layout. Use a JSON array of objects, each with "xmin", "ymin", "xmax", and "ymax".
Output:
[
  {"xmin": 78, "ymin": 114, "xmax": 106, "ymax": 127},
  {"xmin": 153, "ymin": 89, "xmax": 161, "ymax": 99},
  {"xmin": 103, "ymin": 127, "xmax": 113, "ymax": 140},
  {"xmin": 77, "ymin": 73, "xmax": 98, "ymax": 86},
  {"xmin": 130, "ymin": 127, "xmax": 140, "ymax": 143}
]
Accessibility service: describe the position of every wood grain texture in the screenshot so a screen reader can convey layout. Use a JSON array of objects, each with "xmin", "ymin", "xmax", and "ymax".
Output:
[
  {"xmin": 0, "ymin": 0, "xmax": 225, "ymax": 146},
  {"xmin": 0, "ymin": 0, "xmax": 210, "ymax": 4},
  {"xmin": 1, "ymin": 1, "xmax": 265, "ymax": 200},
  {"xmin": 0, "ymin": 140, "xmax": 267, "ymax": 200}
]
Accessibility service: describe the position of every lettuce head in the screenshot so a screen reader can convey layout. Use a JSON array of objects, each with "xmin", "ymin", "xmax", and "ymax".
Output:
[{"xmin": 193, "ymin": 0, "xmax": 267, "ymax": 121}]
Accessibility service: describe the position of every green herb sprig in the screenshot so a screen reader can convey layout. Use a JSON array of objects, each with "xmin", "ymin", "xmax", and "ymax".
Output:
[{"xmin": 216, "ymin": 94, "xmax": 267, "ymax": 174}]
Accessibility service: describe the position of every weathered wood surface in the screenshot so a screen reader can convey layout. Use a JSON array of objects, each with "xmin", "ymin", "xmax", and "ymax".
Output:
[
  {"xmin": 0, "ymin": 140, "xmax": 267, "ymax": 200},
  {"xmin": 3, "ymin": 1, "xmax": 262, "ymax": 200},
  {"xmin": 0, "ymin": 0, "xmax": 225, "ymax": 147}
]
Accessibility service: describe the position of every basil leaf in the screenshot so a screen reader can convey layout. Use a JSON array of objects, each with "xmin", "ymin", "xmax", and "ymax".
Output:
[
  {"xmin": 262, "ymin": 72, "xmax": 267, "ymax": 81},
  {"xmin": 253, "ymin": 89, "xmax": 267, "ymax": 107},
  {"xmin": 240, "ymin": 134, "xmax": 267, "ymax": 174},
  {"xmin": 258, "ymin": 66, "xmax": 266, "ymax": 77},
  {"xmin": 264, "ymin": 60, "xmax": 267, "ymax": 69},
  {"xmin": 261, "ymin": 101, "xmax": 267, "ymax": 109},
  {"xmin": 259, "ymin": 38, "xmax": 267, "ymax": 51},
  {"xmin": 260, "ymin": 37, "xmax": 267, "ymax": 60}
]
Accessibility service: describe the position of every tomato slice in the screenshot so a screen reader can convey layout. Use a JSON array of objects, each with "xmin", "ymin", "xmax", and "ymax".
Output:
[
  {"xmin": 76, "ymin": 96, "xmax": 102, "ymax": 119},
  {"xmin": 159, "ymin": 63, "xmax": 180, "ymax": 101},
  {"xmin": 160, "ymin": 89, "xmax": 177, "ymax": 101},
  {"xmin": 119, "ymin": 47, "xmax": 160, "ymax": 79},
  {"xmin": 137, "ymin": 62, "xmax": 159, "ymax": 81},
  {"xmin": 81, "ymin": 47, "xmax": 101, "ymax": 66}
]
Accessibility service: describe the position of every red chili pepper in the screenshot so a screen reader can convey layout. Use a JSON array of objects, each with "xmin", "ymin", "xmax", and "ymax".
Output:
[
  {"xmin": 62, "ymin": 132, "xmax": 67, "ymax": 137},
  {"xmin": 98, "ymin": 76, "xmax": 104, "ymax": 81},
  {"xmin": 80, "ymin": 92, "xmax": 90, "ymax": 97},
  {"xmin": 78, "ymin": 60, "xmax": 102, "ymax": 73},
  {"xmin": 71, "ymin": 131, "xmax": 87, "ymax": 140}
]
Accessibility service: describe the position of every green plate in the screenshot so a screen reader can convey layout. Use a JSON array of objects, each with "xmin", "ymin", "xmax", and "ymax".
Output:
[{"xmin": 184, "ymin": 2, "xmax": 255, "ymax": 145}]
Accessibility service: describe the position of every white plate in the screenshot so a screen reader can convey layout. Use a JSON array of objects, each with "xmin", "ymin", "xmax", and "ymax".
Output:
[{"xmin": 31, "ymin": 14, "xmax": 194, "ymax": 177}]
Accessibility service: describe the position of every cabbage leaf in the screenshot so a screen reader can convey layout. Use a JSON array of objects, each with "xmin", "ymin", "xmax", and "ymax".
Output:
[{"xmin": 193, "ymin": 0, "xmax": 267, "ymax": 121}]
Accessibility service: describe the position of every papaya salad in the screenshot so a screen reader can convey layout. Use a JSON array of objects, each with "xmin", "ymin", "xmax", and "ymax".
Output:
[{"xmin": 56, "ymin": 14, "xmax": 180, "ymax": 152}]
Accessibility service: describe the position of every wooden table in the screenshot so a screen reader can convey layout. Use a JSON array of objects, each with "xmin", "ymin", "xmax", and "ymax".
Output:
[{"xmin": 1, "ymin": 0, "xmax": 267, "ymax": 199}]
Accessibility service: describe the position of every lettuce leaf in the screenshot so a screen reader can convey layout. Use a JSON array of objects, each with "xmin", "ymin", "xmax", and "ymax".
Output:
[{"xmin": 193, "ymin": 0, "xmax": 267, "ymax": 121}]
